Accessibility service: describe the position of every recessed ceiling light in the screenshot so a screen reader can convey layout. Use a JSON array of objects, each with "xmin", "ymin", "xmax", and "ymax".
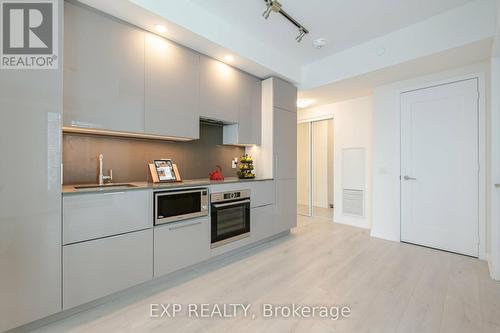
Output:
[
  {"xmin": 154, "ymin": 24, "xmax": 168, "ymax": 33},
  {"xmin": 297, "ymin": 99, "xmax": 315, "ymax": 109},
  {"xmin": 224, "ymin": 55, "xmax": 235, "ymax": 63}
]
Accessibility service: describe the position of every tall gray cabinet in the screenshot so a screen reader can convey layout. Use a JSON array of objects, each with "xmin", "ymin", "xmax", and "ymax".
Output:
[
  {"xmin": 260, "ymin": 77, "xmax": 298, "ymax": 232},
  {"xmin": 223, "ymin": 72, "xmax": 262, "ymax": 145},
  {"xmin": 0, "ymin": 2, "xmax": 63, "ymax": 332}
]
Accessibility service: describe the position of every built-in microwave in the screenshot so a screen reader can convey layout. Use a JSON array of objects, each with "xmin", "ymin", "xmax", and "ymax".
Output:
[
  {"xmin": 154, "ymin": 188, "xmax": 209, "ymax": 225},
  {"xmin": 211, "ymin": 189, "xmax": 251, "ymax": 248}
]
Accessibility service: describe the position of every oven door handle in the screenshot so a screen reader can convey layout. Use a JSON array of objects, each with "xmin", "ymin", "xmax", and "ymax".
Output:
[{"xmin": 213, "ymin": 199, "xmax": 251, "ymax": 208}]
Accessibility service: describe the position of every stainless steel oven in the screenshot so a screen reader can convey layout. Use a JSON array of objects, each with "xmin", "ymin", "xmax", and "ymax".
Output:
[
  {"xmin": 211, "ymin": 189, "xmax": 250, "ymax": 248},
  {"xmin": 154, "ymin": 188, "xmax": 209, "ymax": 225}
]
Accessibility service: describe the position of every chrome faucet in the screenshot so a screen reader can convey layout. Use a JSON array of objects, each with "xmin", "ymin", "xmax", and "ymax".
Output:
[{"xmin": 98, "ymin": 154, "xmax": 113, "ymax": 185}]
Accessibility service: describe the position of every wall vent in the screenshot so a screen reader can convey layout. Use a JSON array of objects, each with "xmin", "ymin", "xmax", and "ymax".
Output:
[{"xmin": 342, "ymin": 189, "xmax": 364, "ymax": 216}]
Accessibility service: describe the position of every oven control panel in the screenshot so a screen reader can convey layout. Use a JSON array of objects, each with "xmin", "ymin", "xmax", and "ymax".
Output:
[
  {"xmin": 224, "ymin": 192, "xmax": 240, "ymax": 200},
  {"xmin": 211, "ymin": 189, "xmax": 251, "ymax": 203}
]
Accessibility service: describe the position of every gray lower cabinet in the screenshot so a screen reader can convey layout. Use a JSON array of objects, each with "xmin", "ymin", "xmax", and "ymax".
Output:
[
  {"xmin": 275, "ymin": 179, "xmax": 297, "ymax": 233},
  {"xmin": 249, "ymin": 181, "xmax": 275, "ymax": 208},
  {"xmin": 251, "ymin": 205, "xmax": 274, "ymax": 243},
  {"xmin": 199, "ymin": 56, "xmax": 239, "ymax": 123},
  {"xmin": 154, "ymin": 217, "xmax": 210, "ymax": 277},
  {"xmin": 63, "ymin": 229, "xmax": 153, "ymax": 310},
  {"xmin": 63, "ymin": 190, "xmax": 152, "ymax": 245},
  {"xmin": 145, "ymin": 33, "xmax": 200, "ymax": 139},
  {"xmin": 63, "ymin": 2, "xmax": 145, "ymax": 133}
]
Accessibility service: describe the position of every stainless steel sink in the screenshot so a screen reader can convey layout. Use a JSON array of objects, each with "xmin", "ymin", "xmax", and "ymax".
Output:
[{"xmin": 74, "ymin": 183, "xmax": 138, "ymax": 191}]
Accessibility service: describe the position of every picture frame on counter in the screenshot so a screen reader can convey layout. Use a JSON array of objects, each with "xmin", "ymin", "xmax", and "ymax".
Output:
[{"xmin": 149, "ymin": 159, "xmax": 182, "ymax": 183}]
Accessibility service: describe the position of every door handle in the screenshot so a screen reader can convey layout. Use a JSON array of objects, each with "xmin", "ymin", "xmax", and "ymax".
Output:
[
  {"xmin": 168, "ymin": 221, "xmax": 202, "ymax": 231},
  {"xmin": 213, "ymin": 199, "xmax": 251, "ymax": 208},
  {"xmin": 102, "ymin": 191, "xmax": 126, "ymax": 195},
  {"xmin": 403, "ymin": 176, "xmax": 417, "ymax": 181}
]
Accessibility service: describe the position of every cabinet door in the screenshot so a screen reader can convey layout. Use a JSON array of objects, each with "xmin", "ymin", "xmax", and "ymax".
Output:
[
  {"xmin": 250, "ymin": 180, "xmax": 275, "ymax": 208},
  {"xmin": 63, "ymin": 229, "xmax": 153, "ymax": 310},
  {"xmin": 199, "ymin": 56, "xmax": 239, "ymax": 123},
  {"xmin": 274, "ymin": 108, "xmax": 297, "ymax": 179},
  {"xmin": 154, "ymin": 217, "xmax": 210, "ymax": 277},
  {"xmin": 63, "ymin": 2, "xmax": 145, "ymax": 133},
  {"xmin": 251, "ymin": 205, "xmax": 274, "ymax": 243},
  {"xmin": 272, "ymin": 77, "xmax": 297, "ymax": 113},
  {"xmin": 145, "ymin": 34, "xmax": 200, "ymax": 139},
  {"xmin": 237, "ymin": 73, "xmax": 262, "ymax": 145},
  {"xmin": 275, "ymin": 179, "xmax": 297, "ymax": 233},
  {"xmin": 63, "ymin": 190, "xmax": 152, "ymax": 245}
]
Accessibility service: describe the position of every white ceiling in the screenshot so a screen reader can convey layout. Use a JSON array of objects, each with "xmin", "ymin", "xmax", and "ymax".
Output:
[
  {"xmin": 298, "ymin": 38, "xmax": 493, "ymax": 106},
  {"xmin": 190, "ymin": 0, "xmax": 473, "ymax": 65}
]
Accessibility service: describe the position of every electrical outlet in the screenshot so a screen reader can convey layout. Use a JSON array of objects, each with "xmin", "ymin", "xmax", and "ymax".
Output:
[{"xmin": 231, "ymin": 157, "xmax": 238, "ymax": 169}]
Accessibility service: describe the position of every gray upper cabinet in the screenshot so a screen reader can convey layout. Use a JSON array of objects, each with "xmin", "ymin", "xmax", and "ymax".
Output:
[
  {"xmin": 237, "ymin": 72, "xmax": 262, "ymax": 145},
  {"xmin": 63, "ymin": 2, "xmax": 145, "ymax": 133},
  {"xmin": 272, "ymin": 77, "xmax": 297, "ymax": 113},
  {"xmin": 222, "ymin": 72, "xmax": 262, "ymax": 145},
  {"xmin": 145, "ymin": 34, "xmax": 200, "ymax": 139},
  {"xmin": 64, "ymin": 3, "xmax": 262, "ymax": 141},
  {"xmin": 199, "ymin": 56, "xmax": 239, "ymax": 123},
  {"xmin": 240, "ymin": 73, "xmax": 262, "ymax": 145}
]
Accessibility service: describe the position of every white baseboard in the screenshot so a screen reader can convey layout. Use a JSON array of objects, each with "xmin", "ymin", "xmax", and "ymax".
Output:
[
  {"xmin": 369, "ymin": 230, "xmax": 400, "ymax": 243},
  {"xmin": 488, "ymin": 253, "xmax": 500, "ymax": 281},
  {"xmin": 334, "ymin": 217, "xmax": 370, "ymax": 230}
]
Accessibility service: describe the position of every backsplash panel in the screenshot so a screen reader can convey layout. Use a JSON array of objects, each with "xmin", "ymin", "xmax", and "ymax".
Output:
[{"xmin": 63, "ymin": 124, "xmax": 245, "ymax": 184}]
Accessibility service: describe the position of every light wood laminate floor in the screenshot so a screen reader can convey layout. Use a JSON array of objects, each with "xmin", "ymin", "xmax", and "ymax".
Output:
[
  {"xmin": 31, "ymin": 216, "xmax": 500, "ymax": 333},
  {"xmin": 298, "ymin": 204, "xmax": 334, "ymax": 219}
]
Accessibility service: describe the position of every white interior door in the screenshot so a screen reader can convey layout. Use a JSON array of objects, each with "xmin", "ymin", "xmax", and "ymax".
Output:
[{"xmin": 401, "ymin": 79, "xmax": 479, "ymax": 257}]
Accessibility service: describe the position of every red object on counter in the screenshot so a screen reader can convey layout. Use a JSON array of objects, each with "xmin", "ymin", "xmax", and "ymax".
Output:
[{"xmin": 209, "ymin": 165, "xmax": 224, "ymax": 181}]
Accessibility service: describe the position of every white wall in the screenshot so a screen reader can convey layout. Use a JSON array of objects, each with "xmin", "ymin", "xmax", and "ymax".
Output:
[
  {"xmin": 371, "ymin": 62, "xmax": 490, "ymax": 260},
  {"xmin": 299, "ymin": 96, "xmax": 373, "ymax": 229}
]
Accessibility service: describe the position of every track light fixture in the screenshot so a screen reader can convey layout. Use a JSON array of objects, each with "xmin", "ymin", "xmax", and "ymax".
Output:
[
  {"xmin": 296, "ymin": 28, "xmax": 306, "ymax": 42},
  {"xmin": 262, "ymin": 0, "xmax": 309, "ymax": 43},
  {"xmin": 262, "ymin": 0, "xmax": 281, "ymax": 19}
]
